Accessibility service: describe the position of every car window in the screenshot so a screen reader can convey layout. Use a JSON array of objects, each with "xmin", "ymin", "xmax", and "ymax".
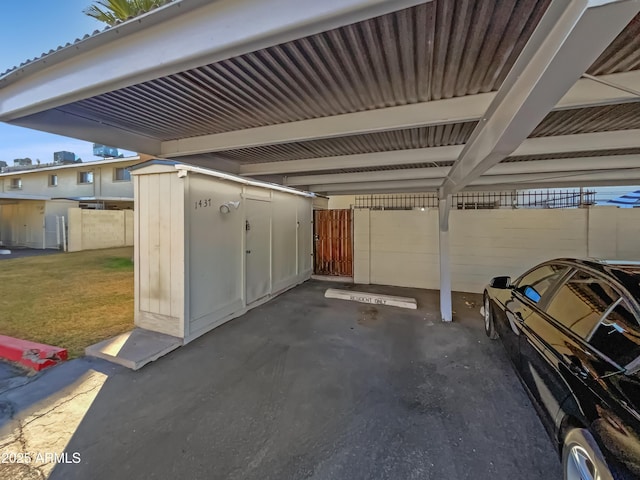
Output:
[
  {"xmin": 545, "ymin": 270, "xmax": 618, "ymax": 338},
  {"xmin": 514, "ymin": 264, "xmax": 569, "ymax": 303},
  {"xmin": 589, "ymin": 299, "xmax": 640, "ymax": 367}
]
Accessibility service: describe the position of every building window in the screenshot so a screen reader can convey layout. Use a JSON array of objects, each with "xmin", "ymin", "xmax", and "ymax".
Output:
[
  {"xmin": 78, "ymin": 171, "xmax": 94, "ymax": 184},
  {"xmin": 49, "ymin": 174, "xmax": 58, "ymax": 187},
  {"xmin": 9, "ymin": 178, "xmax": 22, "ymax": 189},
  {"xmin": 114, "ymin": 167, "xmax": 131, "ymax": 182}
]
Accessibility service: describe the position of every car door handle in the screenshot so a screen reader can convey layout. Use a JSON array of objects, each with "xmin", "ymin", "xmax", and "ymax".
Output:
[{"xmin": 569, "ymin": 364, "xmax": 589, "ymax": 379}]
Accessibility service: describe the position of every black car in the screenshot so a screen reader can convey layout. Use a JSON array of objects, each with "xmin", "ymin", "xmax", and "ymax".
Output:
[{"xmin": 483, "ymin": 258, "xmax": 640, "ymax": 480}]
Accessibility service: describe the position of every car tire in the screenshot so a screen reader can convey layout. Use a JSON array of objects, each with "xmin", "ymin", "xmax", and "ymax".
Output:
[
  {"xmin": 483, "ymin": 293, "xmax": 498, "ymax": 340},
  {"xmin": 562, "ymin": 428, "xmax": 616, "ymax": 480}
]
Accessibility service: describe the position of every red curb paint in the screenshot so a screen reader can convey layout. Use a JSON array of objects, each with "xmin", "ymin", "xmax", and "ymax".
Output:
[{"xmin": 0, "ymin": 335, "xmax": 67, "ymax": 371}]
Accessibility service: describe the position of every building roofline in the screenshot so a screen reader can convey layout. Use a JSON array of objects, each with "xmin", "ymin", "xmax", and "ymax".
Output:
[
  {"xmin": 0, "ymin": 193, "xmax": 51, "ymax": 201},
  {"xmin": 0, "ymin": 156, "xmax": 141, "ymax": 177}
]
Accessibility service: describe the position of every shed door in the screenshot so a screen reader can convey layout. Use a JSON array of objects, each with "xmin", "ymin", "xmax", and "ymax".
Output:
[
  {"xmin": 314, "ymin": 209, "xmax": 353, "ymax": 276},
  {"xmin": 246, "ymin": 199, "xmax": 271, "ymax": 304}
]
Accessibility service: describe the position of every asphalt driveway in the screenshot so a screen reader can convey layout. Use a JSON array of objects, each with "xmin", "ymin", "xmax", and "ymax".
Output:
[{"xmin": 0, "ymin": 281, "xmax": 561, "ymax": 479}]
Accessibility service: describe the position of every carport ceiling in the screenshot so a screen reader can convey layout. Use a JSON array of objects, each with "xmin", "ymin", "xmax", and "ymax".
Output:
[{"xmin": 1, "ymin": 0, "xmax": 640, "ymax": 194}]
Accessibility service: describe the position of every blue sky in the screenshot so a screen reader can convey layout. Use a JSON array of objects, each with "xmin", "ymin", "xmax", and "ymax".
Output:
[{"xmin": 0, "ymin": 0, "xmax": 135, "ymax": 164}]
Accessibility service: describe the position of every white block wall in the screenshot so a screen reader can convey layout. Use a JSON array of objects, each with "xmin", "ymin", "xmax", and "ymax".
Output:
[
  {"xmin": 354, "ymin": 207, "xmax": 640, "ymax": 293},
  {"xmin": 68, "ymin": 208, "xmax": 134, "ymax": 252}
]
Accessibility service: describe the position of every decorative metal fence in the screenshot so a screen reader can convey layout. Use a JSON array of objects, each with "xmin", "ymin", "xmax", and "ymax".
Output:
[{"xmin": 353, "ymin": 190, "xmax": 596, "ymax": 210}]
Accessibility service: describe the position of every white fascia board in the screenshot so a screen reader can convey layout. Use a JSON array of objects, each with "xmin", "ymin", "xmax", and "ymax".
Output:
[
  {"xmin": 254, "ymin": 129, "xmax": 640, "ymax": 179},
  {"xmin": 163, "ymin": 69, "xmax": 640, "ymax": 159},
  {"xmin": 440, "ymin": 0, "xmax": 640, "ymax": 197},
  {"xmin": 10, "ymin": 110, "xmax": 160, "ymax": 155},
  {"xmin": 0, "ymin": 0, "xmax": 430, "ymax": 121},
  {"xmin": 299, "ymin": 154, "xmax": 640, "ymax": 186}
]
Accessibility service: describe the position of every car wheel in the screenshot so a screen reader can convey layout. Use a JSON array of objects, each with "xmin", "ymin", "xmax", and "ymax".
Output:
[
  {"xmin": 563, "ymin": 428, "xmax": 615, "ymax": 480},
  {"xmin": 483, "ymin": 293, "xmax": 498, "ymax": 340}
]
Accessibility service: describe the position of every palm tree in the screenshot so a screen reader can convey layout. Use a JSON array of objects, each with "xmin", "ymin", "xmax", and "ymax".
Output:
[{"xmin": 84, "ymin": 0, "xmax": 170, "ymax": 26}]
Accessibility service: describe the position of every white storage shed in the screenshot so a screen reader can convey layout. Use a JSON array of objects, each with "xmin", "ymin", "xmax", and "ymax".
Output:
[{"xmin": 131, "ymin": 160, "xmax": 319, "ymax": 343}]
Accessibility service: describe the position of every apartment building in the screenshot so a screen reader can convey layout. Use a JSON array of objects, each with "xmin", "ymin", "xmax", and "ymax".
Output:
[{"xmin": 0, "ymin": 156, "xmax": 139, "ymax": 248}]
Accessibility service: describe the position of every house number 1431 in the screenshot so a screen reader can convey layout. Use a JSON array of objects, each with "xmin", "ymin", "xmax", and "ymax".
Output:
[{"xmin": 194, "ymin": 198, "xmax": 212, "ymax": 209}]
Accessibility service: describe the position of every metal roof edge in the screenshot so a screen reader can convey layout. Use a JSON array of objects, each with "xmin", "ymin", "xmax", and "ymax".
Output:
[
  {"xmin": 0, "ymin": 0, "xmax": 210, "ymax": 86},
  {"xmin": 129, "ymin": 159, "xmax": 179, "ymax": 171},
  {"xmin": 175, "ymin": 164, "xmax": 316, "ymax": 198},
  {"xmin": 52, "ymin": 196, "xmax": 133, "ymax": 201},
  {"xmin": 0, "ymin": 193, "xmax": 52, "ymax": 201}
]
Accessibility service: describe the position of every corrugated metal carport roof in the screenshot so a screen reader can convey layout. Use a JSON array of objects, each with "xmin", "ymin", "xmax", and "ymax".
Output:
[{"xmin": 1, "ymin": 0, "xmax": 639, "ymax": 194}]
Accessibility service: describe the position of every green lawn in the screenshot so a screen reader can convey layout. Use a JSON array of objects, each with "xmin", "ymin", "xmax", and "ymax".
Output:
[{"xmin": 0, "ymin": 247, "xmax": 134, "ymax": 358}]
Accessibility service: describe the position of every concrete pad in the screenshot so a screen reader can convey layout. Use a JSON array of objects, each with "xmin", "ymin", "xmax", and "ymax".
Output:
[
  {"xmin": 85, "ymin": 328, "xmax": 182, "ymax": 370},
  {"xmin": 311, "ymin": 274, "xmax": 354, "ymax": 283},
  {"xmin": 325, "ymin": 288, "xmax": 417, "ymax": 309}
]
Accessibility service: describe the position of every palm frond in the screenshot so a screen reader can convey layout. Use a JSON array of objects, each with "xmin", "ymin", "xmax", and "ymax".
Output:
[{"xmin": 84, "ymin": 0, "xmax": 169, "ymax": 25}]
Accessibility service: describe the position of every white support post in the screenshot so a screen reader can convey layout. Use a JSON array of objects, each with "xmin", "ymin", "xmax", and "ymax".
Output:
[
  {"xmin": 61, "ymin": 216, "xmax": 67, "ymax": 252},
  {"xmin": 56, "ymin": 216, "xmax": 61, "ymax": 249},
  {"xmin": 438, "ymin": 194, "xmax": 452, "ymax": 322}
]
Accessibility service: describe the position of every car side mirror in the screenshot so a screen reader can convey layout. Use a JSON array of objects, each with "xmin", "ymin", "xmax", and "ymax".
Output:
[{"xmin": 490, "ymin": 276, "xmax": 511, "ymax": 289}]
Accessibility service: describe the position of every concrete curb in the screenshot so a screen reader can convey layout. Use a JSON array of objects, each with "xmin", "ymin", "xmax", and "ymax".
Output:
[
  {"xmin": 0, "ymin": 335, "xmax": 68, "ymax": 371},
  {"xmin": 324, "ymin": 288, "xmax": 418, "ymax": 309}
]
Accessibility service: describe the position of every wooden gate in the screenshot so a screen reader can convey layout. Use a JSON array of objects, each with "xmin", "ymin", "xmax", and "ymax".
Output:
[{"xmin": 314, "ymin": 209, "xmax": 353, "ymax": 276}]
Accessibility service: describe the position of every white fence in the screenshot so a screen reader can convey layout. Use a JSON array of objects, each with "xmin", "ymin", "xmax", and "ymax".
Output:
[{"xmin": 354, "ymin": 207, "xmax": 640, "ymax": 293}]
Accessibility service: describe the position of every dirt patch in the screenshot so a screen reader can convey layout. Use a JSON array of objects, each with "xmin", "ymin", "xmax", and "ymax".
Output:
[{"xmin": 357, "ymin": 306, "xmax": 378, "ymax": 326}]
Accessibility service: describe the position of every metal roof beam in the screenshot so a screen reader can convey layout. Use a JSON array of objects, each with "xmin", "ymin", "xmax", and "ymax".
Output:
[
  {"xmin": 161, "ymin": 94, "xmax": 493, "ymax": 157},
  {"xmin": 439, "ymin": 0, "xmax": 640, "ymax": 198},
  {"xmin": 0, "ymin": 0, "xmax": 430, "ymax": 121},
  {"xmin": 162, "ymin": 70, "xmax": 640, "ymax": 158},
  {"xmin": 242, "ymin": 129, "xmax": 640, "ymax": 176},
  {"xmin": 287, "ymin": 154, "xmax": 640, "ymax": 186},
  {"xmin": 10, "ymin": 109, "xmax": 161, "ymax": 154},
  {"xmin": 311, "ymin": 168, "xmax": 640, "ymax": 194}
]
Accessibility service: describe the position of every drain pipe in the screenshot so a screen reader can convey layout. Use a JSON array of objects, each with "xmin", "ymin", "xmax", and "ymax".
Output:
[{"xmin": 438, "ymin": 190, "xmax": 452, "ymax": 322}]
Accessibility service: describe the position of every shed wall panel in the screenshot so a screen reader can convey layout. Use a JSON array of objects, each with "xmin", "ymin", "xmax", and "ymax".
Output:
[
  {"xmin": 297, "ymin": 196, "xmax": 313, "ymax": 277},
  {"xmin": 272, "ymin": 191, "xmax": 298, "ymax": 292},
  {"xmin": 188, "ymin": 175, "xmax": 244, "ymax": 323},
  {"xmin": 158, "ymin": 173, "xmax": 173, "ymax": 315},
  {"xmin": 148, "ymin": 174, "xmax": 162, "ymax": 314},
  {"xmin": 138, "ymin": 174, "xmax": 151, "ymax": 313}
]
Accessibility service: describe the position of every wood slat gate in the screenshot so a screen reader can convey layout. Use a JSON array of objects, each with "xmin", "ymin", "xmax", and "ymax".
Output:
[{"xmin": 313, "ymin": 209, "xmax": 353, "ymax": 277}]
